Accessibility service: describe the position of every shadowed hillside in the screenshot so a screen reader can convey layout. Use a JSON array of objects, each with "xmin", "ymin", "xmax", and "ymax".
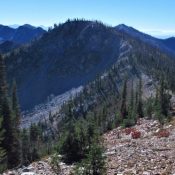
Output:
[{"xmin": 5, "ymin": 20, "xmax": 122, "ymax": 110}]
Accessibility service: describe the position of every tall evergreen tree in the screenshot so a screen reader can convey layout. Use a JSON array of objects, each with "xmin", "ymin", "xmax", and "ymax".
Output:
[
  {"xmin": 137, "ymin": 78, "xmax": 144, "ymax": 118},
  {"xmin": 0, "ymin": 54, "xmax": 21, "ymax": 168},
  {"xmin": 1, "ymin": 97, "xmax": 14, "ymax": 168},
  {"xmin": 80, "ymin": 143, "xmax": 106, "ymax": 175},
  {"xmin": 0, "ymin": 56, "xmax": 7, "ymax": 171},
  {"xmin": 11, "ymin": 80, "xmax": 22, "ymax": 167},
  {"xmin": 0, "ymin": 117, "xmax": 6, "ymax": 173},
  {"xmin": 0, "ymin": 55, "xmax": 8, "ymax": 104},
  {"xmin": 159, "ymin": 77, "xmax": 170, "ymax": 116},
  {"xmin": 30, "ymin": 124, "xmax": 41, "ymax": 161},
  {"xmin": 21, "ymin": 129, "xmax": 31, "ymax": 165},
  {"xmin": 155, "ymin": 76, "xmax": 171, "ymax": 123},
  {"xmin": 129, "ymin": 80, "xmax": 134, "ymax": 111},
  {"xmin": 12, "ymin": 80, "xmax": 20, "ymax": 126},
  {"xmin": 120, "ymin": 79, "xmax": 127, "ymax": 119},
  {"xmin": 0, "ymin": 55, "xmax": 13, "ymax": 168}
]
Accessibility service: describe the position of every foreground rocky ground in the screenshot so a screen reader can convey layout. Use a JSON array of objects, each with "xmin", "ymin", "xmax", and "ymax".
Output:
[
  {"xmin": 104, "ymin": 118, "xmax": 175, "ymax": 175},
  {"xmin": 3, "ymin": 157, "xmax": 73, "ymax": 175},
  {"xmin": 4, "ymin": 118, "xmax": 175, "ymax": 175}
]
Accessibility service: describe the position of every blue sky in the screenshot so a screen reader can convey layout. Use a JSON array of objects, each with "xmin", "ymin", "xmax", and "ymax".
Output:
[{"xmin": 1, "ymin": 0, "xmax": 175, "ymax": 37}]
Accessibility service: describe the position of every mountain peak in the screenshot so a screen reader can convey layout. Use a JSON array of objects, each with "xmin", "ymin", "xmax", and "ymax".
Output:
[
  {"xmin": 116, "ymin": 24, "xmax": 130, "ymax": 29},
  {"xmin": 115, "ymin": 24, "xmax": 140, "ymax": 34},
  {"xmin": 20, "ymin": 24, "xmax": 36, "ymax": 29}
]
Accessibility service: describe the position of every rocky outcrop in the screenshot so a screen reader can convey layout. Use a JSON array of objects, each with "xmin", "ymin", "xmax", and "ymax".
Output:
[
  {"xmin": 3, "ymin": 157, "xmax": 73, "ymax": 175},
  {"xmin": 104, "ymin": 118, "xmax": 175, "ymax": 175}
]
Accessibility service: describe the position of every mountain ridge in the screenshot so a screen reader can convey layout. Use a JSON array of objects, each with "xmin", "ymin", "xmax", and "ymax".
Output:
[
  {"xmin": 5, "ymin": 20, "xmax": 121, "ymax": 110},
  {"xmin": 4, "ymin": 20, "xmax": 175, "ymax": 113},
  {"xmin": 115, "ymin": 24, "xmax": 175, "ymax": 56}
]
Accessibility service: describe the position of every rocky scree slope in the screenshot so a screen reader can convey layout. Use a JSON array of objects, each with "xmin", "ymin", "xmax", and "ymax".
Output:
[
  {"xmin": 4, "ymin": 118, "xmax": 175, "ymax": 175},
  {"xmin": 104, "ymin": 117, "xmax": 175, "ymax": 175}
]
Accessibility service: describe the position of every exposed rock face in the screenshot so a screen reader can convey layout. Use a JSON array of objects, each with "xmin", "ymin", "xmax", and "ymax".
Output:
[
  {"xmin": 104, "ymin": 118, "xmax": 175, "ymax": 175},
  {"xmin": 21, "ymin": 86, "xmax": 83, "ymax": 128}
]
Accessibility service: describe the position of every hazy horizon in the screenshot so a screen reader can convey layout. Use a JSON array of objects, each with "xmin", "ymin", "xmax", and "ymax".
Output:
[
  {"xmin": 1, "ymin": 0, "xmax": 175, "ymax": 38},
  {"xmin": 5, "ymin": 21, "xmax": 175, "ymax": 39}
]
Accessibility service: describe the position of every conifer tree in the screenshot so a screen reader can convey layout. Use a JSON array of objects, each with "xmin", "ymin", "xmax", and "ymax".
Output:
[
  {"xmin": 30, "ymin": 124, "xmax": 41, "ymax": 161},
  {"xmin": 0, "ymin": 55, "xmax": 8, "ymax": 104},
  {"xmin": 159, "ymin": 77, "xmax": 170, "ymax": 116},
  {"xmin": 155, "ymin": 77, "xmax": 171, "ymax": 123},
  {"xmin": 11, "ymin": 80, "xmax": 22, "ymax": 167},
  {"xmin": 129, "ymin": 80, "xmax": 134, "ymax": 111},
  {"xmin": 74, "ymin": 136, "xmax": 106, "ymax": 175},
  {"xmin": 21, "ymin": 129, "xmax": 31, "ymax": 165},
  {"xmin": 0, "ymin": 117, "xmax": 6, "ymax": 173},
  {"xmin": 0, "ymin": 54, "xmax": 21, "ymax": 168},
  {"xmin": 82, "ymin": 143, "xmax": 106, "ymax": 175},
  {"xmin": 12, "ymin": 80, "xmax": 20, "ymax": 126},
  {"xmin": 120, "ymin": 79, "xmax": 127, "ymax": 119},
  {"xmin": 137, "ymin": 78, "xmax": 144, "ymax": 118},
  {"xmin": 1, "ymin": 97, "xmax": 14, "ymax": 168},
  {"xmin": 0, "ymin": 55, "xmax": 14, "ymax": 168}
]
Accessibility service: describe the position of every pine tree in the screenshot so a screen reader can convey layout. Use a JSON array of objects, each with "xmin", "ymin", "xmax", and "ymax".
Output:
[
  {"xmin": 120, "ymin": 79, "xmax": 127, "ymax": 119},
  {"xmin": 0, "ymin": 55, "xmax": 8, "ymax": 106},
  {"xmin": 12, "ymin": 80, "xmax": 20, "ymax": 126},
  {"xmin": 137, "ymin": 78, "xmax": 144, "ymax": 118},
  {"xmin": 0, "ymin": 55, "xmax": 14, "ymax": 168},
  {"xmin": 58, "ymin": 120, "xmax": 90, "ymax": 163},
  {"xmin": 129, "ymin": 80, "xmax": 134, "ymax": 111},
  {"xmin": 146, "ymin": 97, "xmax": 154, "ymax": 119},
  {"xmin": 159, "ymin": 77, "xmax": 170, "ymax": 117},
  {"xmin": 11, "ymin": 80, "xmax": 22, "ymax": 167},
  {"xmin": 21, "ymin": 129, "xmax": 31, "ymax": 165},
  {"xmin": 85, "ymin": 143, "xmax": 106, "ymax": 175},
  {"xmin": 154, "ymin": 87, "xmax": 159, "ymax": 107},
  {"xmin": 123, "ymin": 80, "xmax": 137, "ymax": 127},
  {"xmin": 0, "ymin": 117, "xmax": 6, "ymax": 173},
  {"xmin": 30, "ymin": 124, "xmax": 41, "ymax": 161},
  {"xmin": 1, "ymin": 97, "xmax": 14, "ymax": 168},
  {"xmin": 75, "ymin": 142, "xmax": 106, "ymax": 175},
  {"xmin": 155, "ymin": 77, "xmax": 171, "ymax": 123},
  {"xmin": 0, "ymin": 54, "xmax": 21, "ymax": 168}
]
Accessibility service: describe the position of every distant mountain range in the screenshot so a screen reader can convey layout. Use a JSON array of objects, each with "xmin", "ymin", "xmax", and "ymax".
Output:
[
  {"xmin": 1, "ymin": 23, "xmax": 175, "ymax": 56},
  {"xmin": 0, "ymin": 24, "xmax": 46, "ymax": 53},
  {"xmin": 9, "ymin": 24, "xmax": 49, "ymax": 30}
]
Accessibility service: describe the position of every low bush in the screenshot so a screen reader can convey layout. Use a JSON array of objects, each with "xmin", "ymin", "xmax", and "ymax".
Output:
[
  {"xmin": 156, "ymin": 129, "xmax": 170, "ymax": 138},
  {"xmin": 131, "ymin": 130, "xmax": 141, "ymax": 139},
  {"xmin": 124, "ymin": 128, "xmax": 136, "ymax": 135}
]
